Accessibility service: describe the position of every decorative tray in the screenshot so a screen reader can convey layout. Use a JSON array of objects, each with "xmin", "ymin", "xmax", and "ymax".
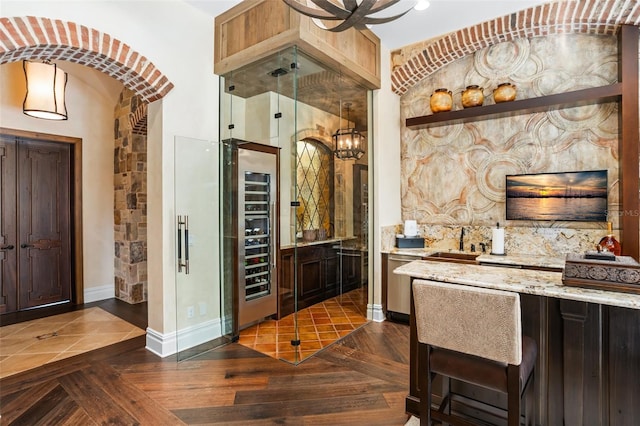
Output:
[{"xmin": 562, "ymin": 253, "xmax": 640, "ymax": 294}]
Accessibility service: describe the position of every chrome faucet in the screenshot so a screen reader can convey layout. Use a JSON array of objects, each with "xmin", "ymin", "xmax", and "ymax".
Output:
[{"xmin": 459, "ymin": 228, "xmax": 465, "ymax": 251}]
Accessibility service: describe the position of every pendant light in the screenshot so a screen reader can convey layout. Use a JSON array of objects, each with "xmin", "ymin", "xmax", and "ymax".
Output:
[
  {"xmin": 333, "ymin": 102, "xmax": 365, "ymax": 160},
  {"xmin": 23, "ymin": 60, "xmax": 68, "ymax": 120}
]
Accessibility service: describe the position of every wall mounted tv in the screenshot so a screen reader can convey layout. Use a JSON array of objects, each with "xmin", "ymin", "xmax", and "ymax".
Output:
[{"xmin": 506, "ymin": 170, "xmax": 608, "ymax": 222}]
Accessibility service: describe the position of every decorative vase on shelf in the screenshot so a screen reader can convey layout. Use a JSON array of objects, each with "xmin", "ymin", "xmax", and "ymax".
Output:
[
  {"xmin": 303, "ymin": 229, "xmax": 317, "ymax": 242},
  {"xmin": 461, "ymin": 85, "xmax": 484, "ymax": 108},
  {"xmin": 429, "ymin": 88, "xmax": 453, "ymax": 113},
  {"xmin": 493, "ymin": 82, "xmax": 517, "ymax": 103}
]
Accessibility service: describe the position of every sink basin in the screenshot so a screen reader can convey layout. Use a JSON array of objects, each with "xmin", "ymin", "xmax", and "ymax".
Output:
[{"xmin": 424, "ymin": 251, "xmax": 479, "ymax": 264}]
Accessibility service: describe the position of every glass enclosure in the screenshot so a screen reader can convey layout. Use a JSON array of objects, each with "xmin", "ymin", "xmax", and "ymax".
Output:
[{"xmin": 220, "ymin": 46, "xmax": 372, "ymax": 364}]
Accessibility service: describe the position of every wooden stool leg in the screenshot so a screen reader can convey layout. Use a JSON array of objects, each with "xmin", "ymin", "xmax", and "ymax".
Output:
[
  {"xmin": 441, "ymin": 376, "xmax": 450, "ymax": 426},
  {"xmin": 507, "ymin": 364, "xmax": 520, "ymax": 426},
  {"xmin": 418, "ymin": 343, "xmax": 432, "ymax": 426}
]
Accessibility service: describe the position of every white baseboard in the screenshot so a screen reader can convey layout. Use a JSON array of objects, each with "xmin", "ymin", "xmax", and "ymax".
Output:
[
  {"xmin": 146, "ymin": 318, "xmax": 223, "ymax": 358},
  {"xmin": 84, "ymin": 285, "xmax": 114, "ymax": 303},
  {"xmin": 368, "ymin": 303, "xmax": 386, "ymax": 322}
]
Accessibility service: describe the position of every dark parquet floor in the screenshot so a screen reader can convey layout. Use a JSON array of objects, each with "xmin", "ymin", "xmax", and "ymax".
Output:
[{"xmin": 0, "ymin": 300, "xmax": 411, "ymax": 426}]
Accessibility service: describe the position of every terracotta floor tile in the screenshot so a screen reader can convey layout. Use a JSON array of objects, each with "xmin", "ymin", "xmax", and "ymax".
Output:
[
  {"xmin": 297, "ymin": 325, "xmax": 317, "ymax": 333},
  {"xmin": 253, "ymin": 343, "xmax": 277, "ymax": 353},
  {"xmin": 334, "ymin": 323, "xmax": 356, "ymax": 331},
  {"xmin": 318, "ymin": 331, "xmax": 340, "ymax": 340},
  {"xmin": 238, "ymin": 287, "xmax": 368, "ymax": 364}
]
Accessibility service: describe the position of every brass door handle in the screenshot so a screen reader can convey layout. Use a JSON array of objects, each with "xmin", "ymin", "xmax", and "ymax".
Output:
[{"xmin": 1, "ymin": 245, "xmax": 15, "ymax": 250}]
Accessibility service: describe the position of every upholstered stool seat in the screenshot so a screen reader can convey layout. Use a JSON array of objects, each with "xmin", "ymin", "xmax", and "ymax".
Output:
[{"xmin": 412, "ymin": 279, "xmax": 537, "ymax": 426}]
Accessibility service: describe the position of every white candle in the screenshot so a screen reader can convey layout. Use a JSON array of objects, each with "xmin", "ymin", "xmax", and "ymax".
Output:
[{"xmin": 492, "ymin": 227, "xmax": 505, "ymax": 255}]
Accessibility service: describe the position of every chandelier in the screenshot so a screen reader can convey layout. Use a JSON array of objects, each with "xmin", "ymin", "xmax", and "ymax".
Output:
[
  {"xmin": 333, "ymin": 103, "xmax": 365, "ymax": 160},
  {"xmin": 282, "ymin": 0, "xmax": 413, "ymax": 32},
  {"xmin": 23, "ymin": 59, "xmax": 68, "ymax": 120}
]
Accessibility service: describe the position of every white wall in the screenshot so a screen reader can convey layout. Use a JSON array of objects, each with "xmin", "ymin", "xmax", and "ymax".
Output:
[
  {"xmin": 372, "ymin": 44, "xmax": 401, "ymax": 321},
  {"xmin": 0, "ymin": 60, "xmax": 122, "ymax": 302}
]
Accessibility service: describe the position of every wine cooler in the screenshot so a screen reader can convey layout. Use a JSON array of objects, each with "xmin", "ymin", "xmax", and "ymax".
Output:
[{"xmin": 237, "ymin": 145, "xmax": 278, "ymax": 329}]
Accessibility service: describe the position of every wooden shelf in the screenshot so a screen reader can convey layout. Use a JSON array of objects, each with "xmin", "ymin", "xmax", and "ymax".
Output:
[{"xmin": 406, "ymin": 83, "xmax": 623, "ymax": 129}]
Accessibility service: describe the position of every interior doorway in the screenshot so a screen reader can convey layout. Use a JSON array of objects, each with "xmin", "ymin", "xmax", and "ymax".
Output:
[{"xmin": 0, "ymin": 128, "xmax": 83, "ymax": 314}]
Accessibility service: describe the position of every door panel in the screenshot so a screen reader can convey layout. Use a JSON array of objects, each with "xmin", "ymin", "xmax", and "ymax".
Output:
[
  {"xmin": 17, "ymin": 140, "xmax": 71, "ymax": 310},
  {"xmin": 0, "ymin": 137, "xmax": 18, "ymax": 313}
]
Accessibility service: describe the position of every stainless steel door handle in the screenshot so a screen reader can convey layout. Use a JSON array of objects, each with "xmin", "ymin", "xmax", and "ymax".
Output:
[
  {"xmin": 177, "ymin": 215, "xmax": 189, "ymax": 274},
  {"xmin": 270, "ymin": 202, "xmax": 276, "ymax": 270}
]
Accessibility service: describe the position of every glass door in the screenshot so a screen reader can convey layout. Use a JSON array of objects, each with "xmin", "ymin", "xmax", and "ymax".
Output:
[{"xmin": 174, "ymin": 136, "xmax": 229, "ymax": 361}]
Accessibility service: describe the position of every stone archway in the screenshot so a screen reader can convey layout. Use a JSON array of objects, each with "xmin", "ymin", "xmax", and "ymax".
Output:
[
  {"xmin": 390, "ymin": 0, "xmax": 640, "ymax": 95},
  {"xmin": 0, "ymin": 16, "xmax": 173, "ymax": 102},
  {"xmin": 1, "ymin": 16, "xmax": 172, "ymax": 304}
]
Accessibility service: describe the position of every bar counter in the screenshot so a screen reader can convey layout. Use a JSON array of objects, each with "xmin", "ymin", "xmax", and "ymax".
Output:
[
  {"xmin": 395, "ymin": 260, "xmax": 640, "ymax": 425},
  {"xmin": 394, "ymin": 260, "xmax": 640, "ymax": 310}
]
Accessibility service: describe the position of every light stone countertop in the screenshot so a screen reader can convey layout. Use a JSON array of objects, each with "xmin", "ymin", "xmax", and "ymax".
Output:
[
  {"xmin": 386, "ymin": 248, "xmax": 566, "ymax": 270},
  {"xmin": 394, "ymin": 260, "xmax": 640, "ymax": 310},
  {"xmin": 476, "ymin": 253, "xmax": 566, "ymax": 270}
]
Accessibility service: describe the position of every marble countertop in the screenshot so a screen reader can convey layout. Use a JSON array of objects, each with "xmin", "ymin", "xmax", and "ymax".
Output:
[
  {"xmin": 281, "ymin": 237, "xmax": 359, "ymax": 250},
  {"xmin": 386, "ymin": 248, "xmax": 566, "ymax": 270},
  {"xmin": 394, "ymin": 260, "xmax": 640, "ymax": 310}
]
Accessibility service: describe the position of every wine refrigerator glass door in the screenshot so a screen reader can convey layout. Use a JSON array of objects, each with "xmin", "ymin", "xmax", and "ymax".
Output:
[{"xmin": 238, "ymin": 147, "xmax": 278, "ymax": 329}]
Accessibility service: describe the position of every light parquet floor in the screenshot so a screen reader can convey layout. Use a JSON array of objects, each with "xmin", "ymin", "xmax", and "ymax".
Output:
[
  {"xmin": 0, "ymin": 316, "xmax": 412, "ymax": 425},
  {"xmin": 0, "ymin": 307, "xmax": 146, "ymax": 379}
]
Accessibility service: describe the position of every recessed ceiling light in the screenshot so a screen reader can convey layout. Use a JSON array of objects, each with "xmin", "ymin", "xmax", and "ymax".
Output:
[{"xmin": 414, "ymin": 0, "xmax": 430, "ymax": 11}]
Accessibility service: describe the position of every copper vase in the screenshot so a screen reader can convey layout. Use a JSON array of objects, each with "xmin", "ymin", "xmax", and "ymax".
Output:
[
  {"xmin": 430, "ymin": 88, "xmax": 453, "ymax": 113},
  {"xmin": 461, "ymin": 85, "xmax": 484, "ymax": 108}
]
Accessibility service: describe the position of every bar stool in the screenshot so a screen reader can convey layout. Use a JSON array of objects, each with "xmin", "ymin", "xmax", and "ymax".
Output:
[{"xmin": 412, "ymin": 279, "xmax": 537, "ymax": 426}]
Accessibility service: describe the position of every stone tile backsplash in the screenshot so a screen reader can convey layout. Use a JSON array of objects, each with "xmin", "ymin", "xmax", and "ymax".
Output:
[{"xmin": 382, "ymin": 224, "xmax": 605, "ymax": 257}]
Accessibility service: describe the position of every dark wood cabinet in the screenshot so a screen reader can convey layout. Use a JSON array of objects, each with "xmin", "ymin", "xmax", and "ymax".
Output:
[{"xmin": 278, "ymin": 242, "xmax": 362, "ymax": 318}]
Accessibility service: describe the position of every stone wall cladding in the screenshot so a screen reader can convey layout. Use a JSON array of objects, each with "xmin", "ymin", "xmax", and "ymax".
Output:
[
  {"xmin": 400, "ymin": 34, "xmax": 620, "ymax": 229},
  {"xmin": 391, "ymin": 0, "xmax": 640, "ymax": 95},
  {"xmin": 0, "ymin": 16, "xmax": 173, "ymax": 102},
  {"xmin": 114, "ymin": 88, "xmax": 147, "ymax": 304}
]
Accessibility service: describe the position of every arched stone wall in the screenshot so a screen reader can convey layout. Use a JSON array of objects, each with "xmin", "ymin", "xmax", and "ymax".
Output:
[
  {"xmin": 391, "ymin": 0, "xmax": 640, "ymax": 95},
  {"xmin": 0, "ymin": 16, "xmax": 165, "ymax": 304},
  {"xmin": 0, "ymin": 16, "xmax": 173, "ymax": 102}
]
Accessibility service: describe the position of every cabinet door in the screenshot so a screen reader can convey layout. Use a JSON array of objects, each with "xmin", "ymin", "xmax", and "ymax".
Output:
[
  {"xmin": 298, "ymin": 246, "xmax": 324, "ymax": 308},
  {"xmin": 340, "ymin": 249, "xmax": 361, "ymax": 293},
  {"xmin": 278, "ymin": 249, "xmax": 295, "ymax": 318},
  {"xmin": 324, "ymin": 247, "xmax": 339, "ymax": 298}
]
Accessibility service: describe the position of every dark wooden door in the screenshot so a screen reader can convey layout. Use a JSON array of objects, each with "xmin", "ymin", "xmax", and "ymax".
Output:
[
  {"xmin": 0, "ymin": 136, "xmax": 72, "ymax": 313},
  {"xmin": 0, "ymin": 137, "xmax": 18, "ymax": 313}
]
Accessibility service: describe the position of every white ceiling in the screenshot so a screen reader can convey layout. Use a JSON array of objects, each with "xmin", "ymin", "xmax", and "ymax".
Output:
[{"xmin": 187, "ymin": 0, "xmax": 548, "ymax": 50}]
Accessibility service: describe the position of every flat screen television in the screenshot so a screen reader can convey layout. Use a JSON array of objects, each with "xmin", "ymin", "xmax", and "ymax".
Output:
[{"xmin": 506, "ymin": 170, "xmax": 608, "ymax": 222}]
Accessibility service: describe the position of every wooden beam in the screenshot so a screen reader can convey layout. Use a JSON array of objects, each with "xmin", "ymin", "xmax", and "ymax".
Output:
[{"xmin": 618, "ymin": 25, "xmax": 639, "ymax": 261}]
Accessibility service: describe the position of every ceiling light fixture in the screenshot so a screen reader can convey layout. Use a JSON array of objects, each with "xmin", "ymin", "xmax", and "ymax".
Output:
[
  {"xmin": 333, "ymin": 102, "xmax": 365, "ymax": 160},
  {"xmin": 282, "ymin": 0, "xmax": 413, "ymax": 32},
  {"xmin": 23, "ymin": 59, "xmax": 68, "ymax": 120},
  {"xmin": 414, "ymin": 0, "xmax": 430, "ymax": 11}
]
